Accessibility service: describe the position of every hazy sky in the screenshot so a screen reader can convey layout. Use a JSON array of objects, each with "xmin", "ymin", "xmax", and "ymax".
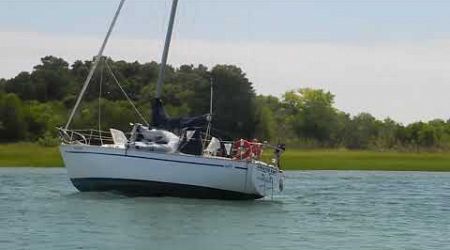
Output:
[{"xmin": 1, "ymin": 0, "xmax": 450, "ymax": 124}]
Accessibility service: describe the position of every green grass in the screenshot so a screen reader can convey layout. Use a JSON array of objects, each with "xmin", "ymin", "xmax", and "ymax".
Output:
[
  {"xmin": 0, "ymin": 143, "xmax": 63, "ymax": 167},
  {"xmin": 1, "ymin": 143, "xmax": 450, "ymax": 171},
  {"xmin": 279, "ymin": 149, "xmax": 450, "ymax": 171}
]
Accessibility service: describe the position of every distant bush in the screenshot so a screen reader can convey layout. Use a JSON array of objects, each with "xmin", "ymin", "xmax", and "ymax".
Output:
[
  {"xmin": 1, "ymin": 56, "xmax": 449, "ymax": 152},
  {"xmin": 0, "ymin": 93, "xmax": 27, "ymax": 142},
  {"xmin": 37, "ymin": 132, "xmax": 59, "ymax": 147}
]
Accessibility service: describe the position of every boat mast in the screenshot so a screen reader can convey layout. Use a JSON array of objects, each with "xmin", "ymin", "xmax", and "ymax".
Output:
[
  {"xmin": 155, "ymin": 0, "xmax": 178, "ymax": 99},
  {"xmin": 204, "ymin": 78, "xmax": 213, "ymax": 141},
  {"xmin": 65, "ymin": 0, "xmax": 126, "ymax": 130}
]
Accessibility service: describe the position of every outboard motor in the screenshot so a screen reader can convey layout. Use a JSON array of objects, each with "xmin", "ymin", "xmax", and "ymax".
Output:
[{"xmin": 274, "ymin": 143, "xmax": 286, "ymax": 169}]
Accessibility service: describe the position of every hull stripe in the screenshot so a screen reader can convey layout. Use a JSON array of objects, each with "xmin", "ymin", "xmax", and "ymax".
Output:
[
  {"xmin": 65, "ymin": 150, "xmax": 248, "ymax": 169},
  {"xmin": 71, "ymin": 178, "xmax": 262, "ymax": 200}
]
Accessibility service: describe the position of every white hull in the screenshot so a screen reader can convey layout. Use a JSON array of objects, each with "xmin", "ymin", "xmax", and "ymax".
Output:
[{"xmin": 60, "ymin": 144, "xmax": 283, "ymax": 199}]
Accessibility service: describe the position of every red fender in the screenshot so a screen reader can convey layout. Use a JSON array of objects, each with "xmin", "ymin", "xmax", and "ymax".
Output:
[
  {"xmin": 251, "ymin": 142, "xmax": 262, "ymax": 159},
  {"xmin": 232, "ymin": 139, "xmax": 252, "ymax": 160}
]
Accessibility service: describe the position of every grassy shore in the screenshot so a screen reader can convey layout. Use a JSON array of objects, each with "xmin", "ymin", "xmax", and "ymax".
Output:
[
  {"xmin": 279, "ymin": 149, "xmax": 450, "ymax": 171},
  {"xmin": 1, "ymin": 143, "xmax": 450, "ymax": 171},
  {"xmin": 0, "ymin": 143, "xmax": 62, "ymax": 167}
]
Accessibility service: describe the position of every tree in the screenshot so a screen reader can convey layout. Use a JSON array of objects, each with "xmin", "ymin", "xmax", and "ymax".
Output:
[
  {"xmin": 0, "ymin": 93, "xmax": 27, "ymax": 141},
  {"xmin": 31, "ymin": 56, "xmax": 73, "ymax": 101},
  {"xmin": 282, "ymin": 88, "xmax": 340, "ymax": 146},
  {"xmin": 417, "ymin": 124, "xmax": 438, "ymax": 148},
  {"xmin": 3, "ymin": 72, "xmax": 35, "ymax": 99},
  {"xmin": 24, "ymin": 101, "xmax": 66, "ymax": 140},
  {"xmin": 344, "ymin": 113, "xmax": 380, "ymax": 149},
  {"xmin": 209, "ymin": 65, "xmax": 256, "ymax": 139},
  {"xmin": 2, "ymin": 55, "xmax": 450, "ymax": 151},
  {"xmin": 0, "ymin": 78, "xmax": 5, "ymax": 92},
  {"xmin": 71, "ymin": 99, "xmax": 143, "ymax": 133},
  {"xmin": 175, "ymin": 65, "xmax": 211, "ymax": 119},
  {"xmin": 374, "ymin": 118, "xmax": 401, "ymax": 149},
  {"xmin": 253, "ymin": 96, "xmax": 277, "ymax": 141},
  {"xmin": 421, "ymin": 119, "xmax": 448, "ymax": 148}
]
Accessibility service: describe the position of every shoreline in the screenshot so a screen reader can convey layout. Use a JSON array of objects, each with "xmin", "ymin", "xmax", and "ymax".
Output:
[{"xmin": 1, "ymin": 143, "xmax": 450, "ymax": 171}]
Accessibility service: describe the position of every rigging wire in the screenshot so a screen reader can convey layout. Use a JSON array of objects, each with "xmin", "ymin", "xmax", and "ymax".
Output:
[
  {"xmin": 104, "ymin": 60, "xmax": 149, "ymax": 126},
  {"xmin": 98, "ymin": 58, "xmax": 104, "ymax": 145},
  {"xmin": 65, "ymin": 0, "xmax": 126, "ymax": 130}
]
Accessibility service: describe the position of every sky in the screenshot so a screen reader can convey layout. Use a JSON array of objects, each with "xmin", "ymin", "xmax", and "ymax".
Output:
[{"xmin": 1, "ymin": 0, "xmax": 450, "ymax": 124}]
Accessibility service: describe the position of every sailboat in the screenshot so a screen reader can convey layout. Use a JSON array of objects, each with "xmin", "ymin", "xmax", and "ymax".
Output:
[{"xmin": 58, "ymin": 0, "xmax": 285, "ymax": 200}]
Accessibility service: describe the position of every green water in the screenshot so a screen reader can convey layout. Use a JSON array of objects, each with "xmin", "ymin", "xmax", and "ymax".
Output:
[{"xmin": 1, "ymin": 168, "xmax": 449, "ymax": 249}]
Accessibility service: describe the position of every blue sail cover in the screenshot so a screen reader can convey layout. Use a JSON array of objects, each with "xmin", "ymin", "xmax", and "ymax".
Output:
[{"xmin": 151, "ymin": 98, "xmax": 209, "ymax": 129}]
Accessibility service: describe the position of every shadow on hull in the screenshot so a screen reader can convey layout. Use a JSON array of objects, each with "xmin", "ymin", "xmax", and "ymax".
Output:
[{"xmin": 71, "ymin": 178, "xmax": 263, "ymax": 200}]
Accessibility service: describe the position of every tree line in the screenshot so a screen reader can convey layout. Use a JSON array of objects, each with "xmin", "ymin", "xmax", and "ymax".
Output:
[{"xmin": 1, "ymin": 56, "xmax": 449, "ymax": 150}]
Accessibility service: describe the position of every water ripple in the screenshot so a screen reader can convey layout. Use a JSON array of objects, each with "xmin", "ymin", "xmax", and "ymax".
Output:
[{"xmin": 1, "ymin": 168, "xmax": 450, "ymax": 249}]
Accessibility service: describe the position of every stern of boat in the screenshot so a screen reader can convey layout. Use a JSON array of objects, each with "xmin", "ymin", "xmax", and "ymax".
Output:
[{"xmin": 247, "ymin": 163, "xmax": 284, "ymax": 198}]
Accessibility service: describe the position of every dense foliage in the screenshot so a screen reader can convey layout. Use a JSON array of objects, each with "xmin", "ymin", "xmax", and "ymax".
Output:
[{"xmin": 1, "ymin": 56, "xmax": 449, "ymax": 150}]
